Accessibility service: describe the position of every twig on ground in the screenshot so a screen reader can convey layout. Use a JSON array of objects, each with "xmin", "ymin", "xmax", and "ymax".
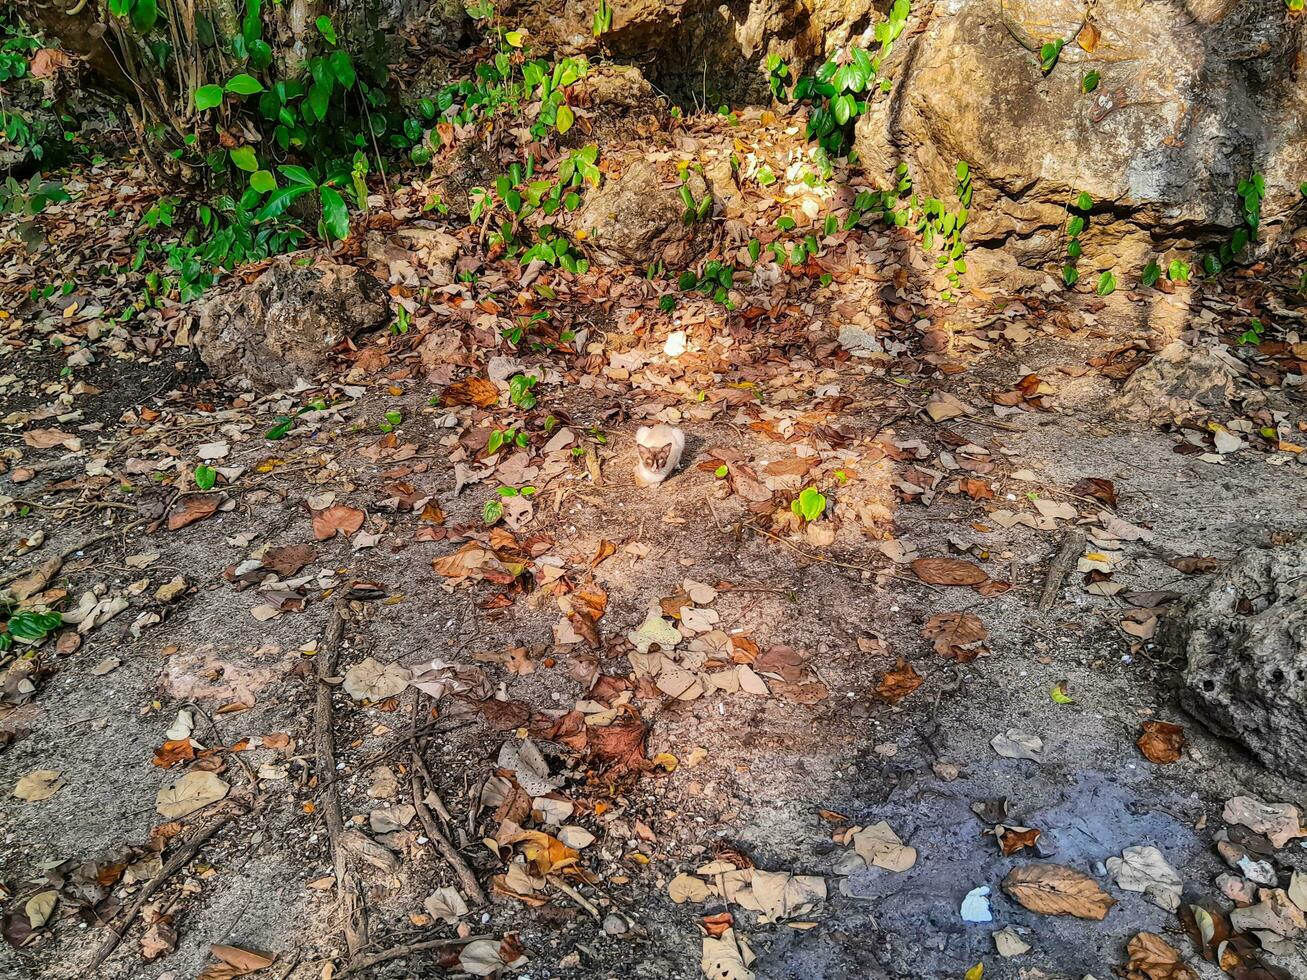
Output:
[
  {"xmin": 547, "ymin": 874, "xmax": 602, "ymax": 921},
  {"xmin": 85, "ymin": 812, "xmax": 237, "ymax": 973},
  {"xmin": 411, "ymin": 750, "xmax": 486, "ymax": 905},
  {"xmin": 338, "ymin": 934, "xmax": 491, "ymax": 976},
  {"xmin": 314, "ymin": 603, "xmax": 369, "ymax": 962},
  {"xmin": 0, "ymin": 522, "xmax": 141, "ymax": 587},
  {"xmin": 1038, "ymin": 532, "xmax": 1084, "ymax": 612}
]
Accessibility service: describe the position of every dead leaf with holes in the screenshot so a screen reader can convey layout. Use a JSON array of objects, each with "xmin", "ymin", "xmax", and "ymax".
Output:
[
  {"xmin": 156, "ymin": 770, "xmax": 229, "ymax": 818},
  {"xmin": 1002, "ymin": 863, "xmax": 1116, "ymax": 919},
  {"xmin": 701, "ymin": 928, "xmax": 756, "ymax": 980},
  {"xmin": 342, "ymin": 658, "xmax": 411, "ymax": 701},
  {"xmin": 922, "ymin": 611, "xmax": 988, "ymax": 662}
]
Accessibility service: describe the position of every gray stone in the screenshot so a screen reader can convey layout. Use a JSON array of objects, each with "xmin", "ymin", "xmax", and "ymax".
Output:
[
  {"xmin": 570, "ymin": 158, "xmax": 710, "ymax": 267},
  {"xmin": 1176, "ymin": 542, "xmax": 1307, "ymax": 779},
  {"xmin": 1115, "ymin": 340, "xmax": 1261, "ymax": 421},
  {"xmin": 854, "ymin": 0, "xmax": 1307, "ymax": 282},
  {"xmin": 194, "ymin": 256, "xmax": 388, "ymax": 389}
]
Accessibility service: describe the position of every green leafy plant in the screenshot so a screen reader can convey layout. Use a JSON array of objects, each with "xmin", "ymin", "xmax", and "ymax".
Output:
[
  {"xmin": 1062, "ymin": 191, "xmax": 1092, "ymax": 287},
  {"xmin": 509, "ymin": 373, "xmax": 539, "ymax": 409},
  {"xmin": 194, "ymin": 464, "xmax": 217, "ymax": 490},
  {"xmin": 1167, "ymin": 258, "xmax": 1191, "ymax": 283},
  {"xmin": 679, "ymin": 178, "xmax": 713, "ymax": 225},
  {"xmin": 791, "ymin": 487, "xmax": 827, "ymax": 522},
  {"xmin": 1288, "ymin": 0, "xmax": 1304, "ymax": 12},
  {"xmin": 592, "ymin": 0, "xmax": 613, "ymax": 37},
  {"xmin": 1238, "ymin": 318, "xmax": 1265, "ymax": 346},
  {"xmin": 488, "ymin": 427, "xmax": 530, "ymax": 454},
  {"xmin": 764, "ymin": 53, "xmax": 791, "ymax": 102},
  {"xmin": 1141, "ymin": 260, "xmax": 1160, "ymax": 288},
  {"xmin": 1095, "ymin": 269, "xmax": 1117, "ymax": 296},
  {"xmin": 1082, "ymin": 70, "xmax": 1101, "ymax": 93},
  {"xmin": 1040, "ymin": 38, "xmax": 1065, "ymax": 73},
  {"xmin": 678, "ymin": 260, "xmax": 739, "ymax": 307},
  {"xmin": 0, "ymin": 608, "xmax": 62, "ymax": 652},
  {"xmin": 391, "ymin": 304, "xmax": 412, "ymax": 336}
]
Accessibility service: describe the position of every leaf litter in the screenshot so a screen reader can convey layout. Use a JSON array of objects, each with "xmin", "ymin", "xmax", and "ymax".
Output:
[{"xmin": 1, "ymin": 33, "xmax": 1305, "ymax": 980}]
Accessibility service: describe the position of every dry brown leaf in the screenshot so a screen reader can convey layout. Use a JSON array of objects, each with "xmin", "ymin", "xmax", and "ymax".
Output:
[
  {"xmin": 198, "ymin": 944, "xmax": 276, "ymax": 980},
  {"xmin": 1137, "ymin": 721, "xmax": 1185, "ymax": 764},
  {"xmin": 911, "ymin": 557, "xmax": 989, "ymax": 586},
  {"xmin": 312, "ymin": 504, "xmax": 365, "ymax": 540},
  {"xmin": 922, "ymin": 611, "xmax": 988, "ymax": 662},
  {"xmin": 1071, "ymin": 477, "xmax": 1118, "ymax": 506},
  {"xmin": 442, "ymin": 376, "xmax": 500, "ymax": 407},
  {"xmin": 1002, "ymin": 863, "xmax": 1116, "ymax": 920},
  {"xmin": 1077, "ymin": 20, "xmax": 1101, "ymax": 53},
  {"xmin": 261, "ymin": 544, "xmax": 316, "ymax": 577},
  {"xmin": 167, "ymin": 495, "xmax": 220, "ymax": 531},
  {"xmin": 1122, "ymin": 931, "xmax": 1198, "ymax": 980},
  {"xmin": 875, "ymin": 659, "xmax": 923, "ymax": 703}
]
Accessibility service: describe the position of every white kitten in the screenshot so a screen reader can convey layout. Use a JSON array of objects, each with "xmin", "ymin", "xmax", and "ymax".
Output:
[{"xmin": 633, "ymin": 424, "xmax": 685, "ymax": 487}]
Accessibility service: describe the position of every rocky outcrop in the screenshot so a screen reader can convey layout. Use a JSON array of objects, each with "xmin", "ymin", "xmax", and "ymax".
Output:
[
  {"xmin": 570, "ymin": 158, "xmax": 710, "ymax": 267},
  {"xmin": 854, "ymin": 0, "xmax": 1307, "ymax": 282},
  {"xmin": 1176, "ymin": 542, "xmax": 1307, "ymax": 780},
  {"xmin": 1115, "ymin": 341, "xmax": 1263, "ymax": 422},
  {"xmin": 502, "ymin": 0, "xmax": 876, "ymax": 103},
  {"xmin": 194, "ymin": 256, "xmax": 389, "ymax": 388}
]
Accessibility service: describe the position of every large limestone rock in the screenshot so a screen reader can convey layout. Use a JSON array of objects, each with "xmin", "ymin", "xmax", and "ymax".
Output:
[
  {"xmin": 855, "ymin": 0, "xmax": 1307, "ymax": 282},
  {"xmin": 1176, "ymin": 542, "xmax": 1307, "ymax": 779},
  {"xmin": 194, "ymin": 256, "xmax": 389, "ymax": 388},
  {"xmin": 1115, "ymin": 341, "xmax": 1262, "ymax": 421},
  {"xmin": 570, "ymin": 158, "xmax": 710, "ymax": 267}
]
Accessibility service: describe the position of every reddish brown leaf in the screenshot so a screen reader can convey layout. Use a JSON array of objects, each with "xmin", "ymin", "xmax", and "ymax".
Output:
[
  {"xmin": 1137, "ymin": 721, "xmax": 1185, "ymax": 764},
  {"xmin": 911, "ymin": 557, "xmax": 989, "ymax": 586},
  {"xmin": 311, "ymin": 505, "xmax": 365, "ymax": 540},
  {"xmin": 1070, "ymin": 477, "xmax": 1118, "ymax": 506},
  {"xmin": 152, "ymin": 740, "xmax": 196, "ymax": 769},
  {"xmin": 442, "ymin": 377, "xmax": 500, "ymax": 407},
  {"xmin": 261, "ymin": 544, "xmax": 316, "ymax": 577},
  {"xmin": 997, "ymin": 826, "xmax": 1042, "ymax": 856},
  {"xmin": 167, "ymin": 495, "xmax": 219, "ymax": 531},
  {"xmin": 875, "ymin": 659, "xmax": 923, "ymax": 703}
]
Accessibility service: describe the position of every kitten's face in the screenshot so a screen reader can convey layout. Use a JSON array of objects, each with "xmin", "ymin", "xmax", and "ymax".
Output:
[{"xmin": 638, "ymin": 443, "xmax": 672, "ymax": 471}]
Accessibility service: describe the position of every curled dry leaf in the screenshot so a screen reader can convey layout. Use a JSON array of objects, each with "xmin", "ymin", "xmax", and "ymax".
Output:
[
  {"xmin": 922, "ymin": 611, "xmax": 988, "ymax": 662},
  {"xmin": 1122, "ymin": 931, "xmax": 1198, "ymax": 980},
  {"xmin": 311, "ymin": 504, "xmax": 365, "ymax": 540},
  {"xmin": 911, "ymin": 556, "xmax": 989, "ymax": 586},
  {"xmin": 198, "ymin": 944, "xmax": 276, "ymax": 980},
  {"xmin": 875, "ymin": 659, "xmax": 923, "ymax": 703},
  {"xmin": 1137, "ymin": 721, "xmax": 1185, "ymax": 764},
  {"xmin": 1001, "ymin": 863, "xmax": 1116, "ymax": 920}
]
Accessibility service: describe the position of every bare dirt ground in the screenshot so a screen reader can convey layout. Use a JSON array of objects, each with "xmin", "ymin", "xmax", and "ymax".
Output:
[{"xmin": 2, "ymin": 109, "xmax": 1307, "ymax": 980}]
